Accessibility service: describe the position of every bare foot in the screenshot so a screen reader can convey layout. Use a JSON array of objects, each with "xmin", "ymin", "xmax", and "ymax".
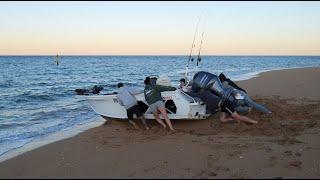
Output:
[
  {"xmin": 133, "ymin": 125, "xmax": 140, "ymax": 130},
  {"xmin": 249, "ymin": 120, "xmax": 258, "ymax": 124},
  {"xmin": 220, "ymin": 118, "xmax": 235, "ymax": 123},
  {"xmin": 168, "ymin": 129, "xmax": 176, "ymax": 134}
]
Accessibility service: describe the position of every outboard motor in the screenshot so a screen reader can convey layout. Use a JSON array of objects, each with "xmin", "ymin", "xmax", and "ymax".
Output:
[
  {"xmin": 192, "ymin": 71, "xmax": 271, "ymax": 114},
  {"xmin": 192, "ymin": 71, "xmax": 224, "ymax": 95}
]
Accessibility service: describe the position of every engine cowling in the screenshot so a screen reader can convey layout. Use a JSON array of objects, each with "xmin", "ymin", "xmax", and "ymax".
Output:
[{"xmin": 192, "ymin": 71, "xmax": 271, "ymax": 114}]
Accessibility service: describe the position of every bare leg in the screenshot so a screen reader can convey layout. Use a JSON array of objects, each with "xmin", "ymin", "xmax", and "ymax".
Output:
[
  {"xmin": 231, "ymin": 112, "xmax": 258, "ymax": 124},
  {"xmin": 153, "ymin": 111, "xmax": 167, "ymax": 129},
  {"xmin": 219, "ymin": 112, "xmax": 234, "ymax": 123},
  {"xmin": 139, "ymin": 115, "xmax": 150, "ymax": 130},
  {"xmin": 128, "ymin": 120, "xmax": 140, "ymax": 129},
  {"xmin": 159, "ymin": 107, "xmax": 174, "ymax": 131}
]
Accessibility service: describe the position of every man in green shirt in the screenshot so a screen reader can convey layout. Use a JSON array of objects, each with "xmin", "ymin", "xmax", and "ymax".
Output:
[{"xmin": 144, "ymin": 77, "xmax": 176, "ymax": 131}]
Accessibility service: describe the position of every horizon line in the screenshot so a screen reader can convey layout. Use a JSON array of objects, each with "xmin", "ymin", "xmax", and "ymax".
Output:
[{"xmin": 0, "ymin": 54, "xmax": 320, "ymax": 57}]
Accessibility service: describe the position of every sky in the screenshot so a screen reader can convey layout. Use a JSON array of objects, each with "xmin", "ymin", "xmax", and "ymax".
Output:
[{"xmin": 1, "ymin": 1, "xmax": 320, "ymax": 56}]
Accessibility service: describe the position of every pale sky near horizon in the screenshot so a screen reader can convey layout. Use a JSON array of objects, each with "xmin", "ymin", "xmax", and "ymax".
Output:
[{"xmin": 1, "ymin": 1, "xmax": 320, "ymax": 56}]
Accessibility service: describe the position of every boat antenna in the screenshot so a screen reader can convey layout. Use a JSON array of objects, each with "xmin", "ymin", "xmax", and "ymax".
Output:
[{"xmin": 185, "ymin": 17, "xmax": 201, "ymax": 81}]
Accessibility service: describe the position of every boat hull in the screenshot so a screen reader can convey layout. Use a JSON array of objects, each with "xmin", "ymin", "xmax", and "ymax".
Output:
[{"xmin": 85, "ymin": 90, "xmax": 210, "ymax": 120}]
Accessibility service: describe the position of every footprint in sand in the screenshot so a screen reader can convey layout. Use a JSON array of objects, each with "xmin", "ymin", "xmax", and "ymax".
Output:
[
  {"xmin": 269, "ymin": 156, "xmax": 278, "ymax": 167},
  {"xmin": 287, "ymin": 161, "xmax": 302, "ymax": 168}
]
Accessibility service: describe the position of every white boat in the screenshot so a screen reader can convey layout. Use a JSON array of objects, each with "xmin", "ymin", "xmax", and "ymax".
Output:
[
  {"xmin": 83, "ymin": 70, "xmax": 272, "ymax": 121},
  {"xmin": 85, "ymin": 84, "xmax": 211, "ymax": 121}
]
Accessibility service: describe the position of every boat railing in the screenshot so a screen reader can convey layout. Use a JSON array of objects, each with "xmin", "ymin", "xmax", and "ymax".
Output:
[{"xmin": 180, "ymin": 90, "xmax": 199, "ymax": 104}]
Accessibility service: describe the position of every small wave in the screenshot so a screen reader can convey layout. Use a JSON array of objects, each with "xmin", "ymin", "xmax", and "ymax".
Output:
[
  {"xmin": 0, "ymin": 111, "xmax": 96, "ymax": 156},
  {"xmin": 0, "ymin": 122, "xmax": 28, "ymax": 129},
  {"xmin": 14, "ymin": 94, "xmax": 55, "ymax": 103},
  {"xmin": 49, "ymin": 89, "xmax": 75, "ymax": 98},
  {"xmin": 0, "ymin": 84, "xmax": 10, "ymax": 88},
  {"xmin": 12, "ymin": 90, "xmax": 58, "ymax": 103},
  {"xmin": 0, "ymin": 138, "xmax": 33, "ymax": 156},
  {"xmin": 0, "ymin": 80, "xmax": 14, "ymax": 88},
  {"xmin": 37, "ymin": 82, "xmax": 51, "ymax": 86},
  {"xmin": 28, "ymin": 104, "xmax": 92, "ymax": 122}
]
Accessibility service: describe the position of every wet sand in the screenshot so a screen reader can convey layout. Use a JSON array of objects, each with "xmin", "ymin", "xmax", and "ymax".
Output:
[{"xmin": 0, "ymin": 67, "xmax": 320, "ymax": 178}]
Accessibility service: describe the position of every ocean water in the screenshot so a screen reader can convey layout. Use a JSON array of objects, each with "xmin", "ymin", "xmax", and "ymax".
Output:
[{"xmin": 0, "ymin": 56, "xmax": 320, "ymax": 159}]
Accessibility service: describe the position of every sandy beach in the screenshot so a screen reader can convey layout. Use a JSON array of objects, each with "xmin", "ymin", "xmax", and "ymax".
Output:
[{"xmin": 0, "ymin": 67, "xmax": 319, "ymax": 178}]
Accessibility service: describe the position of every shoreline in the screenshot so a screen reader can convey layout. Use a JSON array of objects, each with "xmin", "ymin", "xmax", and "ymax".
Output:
[
  {"xmin": 0, "ymin": 118, "xmax": 105, "ymax": 163},
  {"xmin": 232, "ymin": 65, "xmax": 320, "ymax": 81},
  {"xmin": 237, "ymin": 66, "xmax": 320, "ymax": 100},
  {"xmin": 0, "ymin": 66, "xmax": 319, "ymax": 178}
]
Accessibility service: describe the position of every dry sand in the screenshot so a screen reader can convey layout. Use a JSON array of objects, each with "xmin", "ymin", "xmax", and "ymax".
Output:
[{"xmin": 0, "ymin": 67, "xmax": 320, "ymax": 178}]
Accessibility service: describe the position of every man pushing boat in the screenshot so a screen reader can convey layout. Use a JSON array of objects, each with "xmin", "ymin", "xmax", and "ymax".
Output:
[{"xmin": 117, "ymin": 82, "xmax": 150, "ymax": 130}]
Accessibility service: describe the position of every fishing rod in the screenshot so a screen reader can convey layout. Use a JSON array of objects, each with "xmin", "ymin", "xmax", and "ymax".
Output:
[
  {"xmin": 54, "ymin": 54, "xmax": 60, "ymax": 66},
  {"xmin": 185, "ymin": 17, "xmax": 201, "ymax": 81},
  {"xmin": 196, "ymin": 19, "xmax": 206, "ymax": 67},
  {"xmin": 187, "ymin": 17, "xmax": 201, "ymax": 67},
  {"xmin": 196, "ymin": 31, "xmax": 205, "ymax": 67}
]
